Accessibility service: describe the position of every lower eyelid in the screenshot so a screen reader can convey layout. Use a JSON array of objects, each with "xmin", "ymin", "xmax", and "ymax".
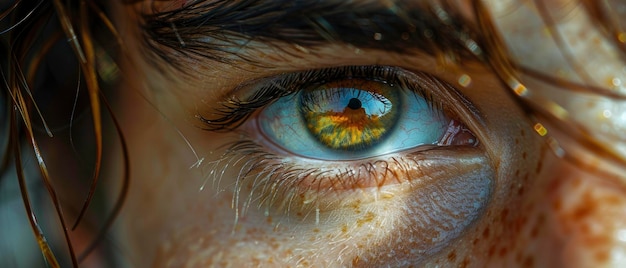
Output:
[{"xmin": 220, "ymin": 138, "xmax": 492, "ymax": 214}]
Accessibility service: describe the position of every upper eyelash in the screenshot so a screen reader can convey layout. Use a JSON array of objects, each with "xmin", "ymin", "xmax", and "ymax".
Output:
[
  {"xmin": 196, "ymin": 80, "xmax": 293, "ymax": 132},
  {"xmin": 197, "ymin": 65, "xmax": 443, "ymax": 131}
]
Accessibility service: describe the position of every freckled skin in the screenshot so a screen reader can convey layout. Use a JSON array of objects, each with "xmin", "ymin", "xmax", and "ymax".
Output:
[{"xmin": 108, "ymin": 1, "xmax": 626, "ymax": 267}]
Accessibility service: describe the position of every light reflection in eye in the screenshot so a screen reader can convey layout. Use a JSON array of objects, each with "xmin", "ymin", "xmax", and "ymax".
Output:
[{"xmin": 257, "ymin": 68, "xmax": 457, "ymax": 160}]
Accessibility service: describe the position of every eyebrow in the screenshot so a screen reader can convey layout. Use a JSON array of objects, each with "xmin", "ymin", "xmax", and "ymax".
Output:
[{"xmin": 141, "ymin": 0, "xmax": 479, "ymax": 67}]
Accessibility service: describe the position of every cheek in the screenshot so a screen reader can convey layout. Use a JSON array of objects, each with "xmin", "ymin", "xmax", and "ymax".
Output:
[
  {"xmin": 545, "ymin": 161, "xmax": 626, "ymax": 267},
  {"xmin": 468, "ymin": 143, "xmax": 626, "ymax": 268}
]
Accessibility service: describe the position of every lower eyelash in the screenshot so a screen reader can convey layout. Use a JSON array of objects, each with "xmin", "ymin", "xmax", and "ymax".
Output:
[{"xmin": 205, "ymin": 136, "xmax": 449, "ymax": 222}]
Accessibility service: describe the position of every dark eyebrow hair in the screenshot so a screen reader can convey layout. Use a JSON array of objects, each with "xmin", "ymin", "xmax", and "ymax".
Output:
[{"xmin": 141, "ymin": 0, "xmax": 481, "ymax": 68}]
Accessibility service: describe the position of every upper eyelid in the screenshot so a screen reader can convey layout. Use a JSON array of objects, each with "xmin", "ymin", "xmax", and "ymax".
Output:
[
  {"xmin": 197, "ymin": 66, "xmax": 412, "ymax": 132},
  {"xmin": 197, "ymin": 65, "xmax": 486, "ymax": 137}
]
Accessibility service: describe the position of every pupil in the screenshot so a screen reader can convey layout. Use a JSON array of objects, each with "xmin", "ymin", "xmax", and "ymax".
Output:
[{"xmin": 347, "ymin": 98, "xmax": 362, "ymax": 110}]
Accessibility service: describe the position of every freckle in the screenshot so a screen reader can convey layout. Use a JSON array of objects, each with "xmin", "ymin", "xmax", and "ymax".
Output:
[
  {"xmin": 515, "ymin": 169, "xmax": 520, "ymax": 177},
  {"xmin": 266, "ymin": 216, "xmax": 272, "ymax": 224},
  {"xmin": 341, "ymin": 225, "xmax": 348, "ymax": 233},
  {"xmin": 312, "ymin": 228, "xmax": 319, "ymax": 233},
  {"xmin": 579, "ymin": 223, "xmax": 591, "ymax": 235},
  {"xmin": 535, "ymin": 160, "xmax": 543, "ymax": 174},
  {"xmin": 501, "ymin": 209, "xmax": 509, "ymax": 221},
  {"xmin": 498, "ymin": 247, "xmax": 508, "ymax": 257},
  {"xmin": 523, "ymin": 255, "xmax": 535, "ymax": 268},
  {"xmin": 488, "ymin": 245, "xmax": 496, "ymax": 257},
  {"xmin": 530, "ymin": 224, "xmax": 539, "ymax": 238},
  {"xmin": 352, "ymin": 256, "xmax": 360, "ymax": 266},
  {"xmin": 528, "ymin": 215, "xmax": 544, "ymax": 240},
  {"xmin": 494, "ymin": 158, "xmax": 501, "ymax": 170},
  {"xmin": 595, "ymin": 250, "xmax": 609, "ymax": 263},
  {"xmin": 482, "ymin": 228, "xmax": 490, "ymax": 239},
  {"xmin": 572, "ymin": 203, "xmax": 593, "ymax": 220},
  {"xmin": 515, "ymin": 138, "xmax": 520, "ymax": 145},
  {"xmin": 518, "ymin": 185, "xmax": 525, "ymax": 196},
  {"xmin": 517, "ymin": 216, "xmax": 528, "ymax": 231},
  {"xmin": 460, "ymin": 256, "xmax": 470, "ymax": 268},
  {"xmin": 552, "ymin": 198, "xmax": 562, "ymax": 210},
  {"xmin": 536, "ymin": 213, "xmax": 546, "ymax": 224},
  {"xmin": 522, "ymin": 152, "xmax": 527, "ymax": 160},
  {"xmin": 594, "ymin": 236, "xmax": 611, "ymax": 248},
  {"xmin": 606, "ymin": 195, "xmax": 621, "ymax": 205},
  {"xmin": 447, "ymin": 250, "xmax": 457, "ymax": 261},
  {"xmin": 472, "ymin": 238, "xmax": 479, "ymax": 246},
  {"xmin": 521, "ymin": 129, "xmax": 526, "ymax": 137},
  {"xmin": 356, "ymin": 211, "xmax": 375, "ymax": 227}
]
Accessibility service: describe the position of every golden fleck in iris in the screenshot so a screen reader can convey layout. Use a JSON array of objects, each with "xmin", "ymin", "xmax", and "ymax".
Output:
[
  {"xmin": 305, "ymin": 104, "xmax": 385, "ymax": 149},
  {"xmin": 301, "ymin": 80, "xmax": 398, "ymax": 150}
]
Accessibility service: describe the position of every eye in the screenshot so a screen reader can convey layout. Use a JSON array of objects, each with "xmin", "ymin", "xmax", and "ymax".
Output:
[
  {"xmin": 205, "ymin": 65, "xmax": 489, "ymax": 195},
  {"xmin": 247, "ymin": 66, "xmax": 478, "ymax": 161},
  {"xmin": 257, "ymin": 73, "xmax": 459, "ymax": 160}
]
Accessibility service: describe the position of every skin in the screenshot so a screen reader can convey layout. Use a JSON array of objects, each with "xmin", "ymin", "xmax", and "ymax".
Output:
[{"xmin": 98, "ymin": 0, "xmax": 626, "ymax": 267}]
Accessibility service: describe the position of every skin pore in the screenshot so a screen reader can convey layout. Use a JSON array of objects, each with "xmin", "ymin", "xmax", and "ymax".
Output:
[
  {"xmin": 3, "ymin": 0, "xmax": 626, "ymax": 267},
  {"xmin": 95, "ymin": 0, "xmax": 626, "ymax": 267}
]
